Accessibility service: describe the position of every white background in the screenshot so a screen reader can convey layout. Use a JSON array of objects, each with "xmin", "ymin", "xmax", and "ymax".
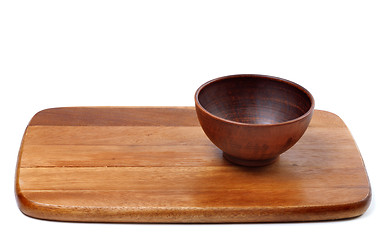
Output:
[{"xmin": 1, "ymin": 0, "xmax": 386, "ymax": 239}]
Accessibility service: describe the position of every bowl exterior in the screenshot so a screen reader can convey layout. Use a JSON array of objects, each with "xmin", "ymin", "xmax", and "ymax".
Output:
[{"xmin": 195, "ymin": 103, "xmax": 313, "ymax": 161}]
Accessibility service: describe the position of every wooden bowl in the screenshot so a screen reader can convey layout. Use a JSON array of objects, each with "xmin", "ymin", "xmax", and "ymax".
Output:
[{"xmin": 195, "ymin": 74, "xmax": 314, "ymax": 166}]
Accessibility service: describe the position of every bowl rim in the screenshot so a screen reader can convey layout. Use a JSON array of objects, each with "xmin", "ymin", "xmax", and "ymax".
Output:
[{"xmin": 194, "ymin": 74, "xmax": 315, "ymax": 127}]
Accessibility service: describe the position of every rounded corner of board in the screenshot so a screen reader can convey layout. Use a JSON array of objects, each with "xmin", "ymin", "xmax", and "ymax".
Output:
[
  {"xmin": 356, "ymin": 187, "xmax": 372, "ymax": 216},
  {"xmin": 311, "ymin": 110, "xmax": 348, "ymax": 128},
  {"xmin": 315, "ymin": 109, "xmax": 341, "ymax": 119},
  {"xmin": 28, "ymin": 107, "xmax": 72, "ymax": 126},
  {"xmin": 331, "ymin": 188, "xmax": 372, "ymax": 221},
  {"xmin": 15, "ymin": 190, "xmax": 62, "ymax": 222},
  {"xmin": 15, "ymin": 189, "xmax": 38, "ymax": 219}
]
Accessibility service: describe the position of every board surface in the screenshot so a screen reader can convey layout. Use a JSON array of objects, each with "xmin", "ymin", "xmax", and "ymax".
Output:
[{"xmin": 15, "ymin": 107, "xmax": 371, "ymax": 222}]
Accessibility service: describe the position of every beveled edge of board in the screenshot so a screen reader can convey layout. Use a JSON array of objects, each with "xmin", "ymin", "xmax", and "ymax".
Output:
[
  {"xmin": 15, "ymin": 107, "xmax": 372, "ymax": 223},
  {"xmin": 14, "ymin": 193, "xmax": 371, "ymax": 223}
]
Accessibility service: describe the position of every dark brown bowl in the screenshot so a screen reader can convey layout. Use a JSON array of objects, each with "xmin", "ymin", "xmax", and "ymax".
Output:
[{"xmin": 195, "ymin": 74, "xmax": 314, "ymax": 166}]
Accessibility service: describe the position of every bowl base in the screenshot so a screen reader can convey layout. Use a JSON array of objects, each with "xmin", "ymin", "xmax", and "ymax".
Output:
[{"xmin": 223, "ymin": 153, "xmax": 278, "ymax": 167}]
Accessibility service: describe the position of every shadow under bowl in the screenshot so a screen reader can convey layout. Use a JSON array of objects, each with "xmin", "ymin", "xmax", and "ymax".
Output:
[{"xmin": 195, "ymin": 74, "xmax": 314, "ymax": 166}]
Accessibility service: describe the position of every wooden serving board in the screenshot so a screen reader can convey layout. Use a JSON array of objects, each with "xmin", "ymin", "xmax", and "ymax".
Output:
[{"xmin": 15, "ymin": 107, "xmax": 371, "ymax": 223}]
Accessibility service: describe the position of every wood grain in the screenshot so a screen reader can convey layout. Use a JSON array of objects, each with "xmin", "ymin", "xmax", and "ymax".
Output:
[{"xmin": 15, "ymin": 107, "xmax": 371, "ymax": 223}]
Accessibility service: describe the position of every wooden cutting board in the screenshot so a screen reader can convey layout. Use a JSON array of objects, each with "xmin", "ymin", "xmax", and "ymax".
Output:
[{"xmin": 15, "ymin": 107, "xmax": 371, "ymax": 223}]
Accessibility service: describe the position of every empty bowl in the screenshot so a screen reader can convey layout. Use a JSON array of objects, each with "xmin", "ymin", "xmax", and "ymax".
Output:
[{"xmin": 195, "ymin": 74, "xmax": 314, "ymax": 166}]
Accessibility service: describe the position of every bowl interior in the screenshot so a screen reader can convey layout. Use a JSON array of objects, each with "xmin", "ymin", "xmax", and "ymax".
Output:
[{"xmin": 197, "ymin": 75, "xmax": 313, "ymax": 124}]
